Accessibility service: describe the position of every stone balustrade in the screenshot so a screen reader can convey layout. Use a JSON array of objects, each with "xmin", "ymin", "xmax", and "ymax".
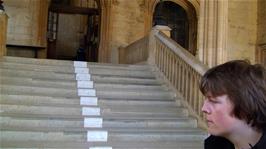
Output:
[
  {"xmin": 153, "ymin": 30, "xmax": 208, "ymax": 128},
  {"xmin": 119, "ymin": 26, "xmax": 209, "ymax": 129}
]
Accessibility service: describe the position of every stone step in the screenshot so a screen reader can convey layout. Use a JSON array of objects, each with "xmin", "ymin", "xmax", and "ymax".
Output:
[
  {"xmin": 0, "ymin": 131, "xmax": 86, "ymax": 142},
  {"xmin": 101, "ymin": 118, "xmax": 197, "ymax": 128},
  {"xmin": 1, "ymin": 76, "xmax": 166, "ymax": 91},
  {"xmin": 0, "ymin": 112, "xmax": 191, "ymax": 121},
  {"xmin": 0, "ymin": 104, "xmax": 188, "ymax": 117},
  {"xmin": 109, "ymin": 129, "xmax": 206, "ymax": 142},
  {"xmin": 88, "ymin": 63, "xmax": 151, "ymax": 71},
  {"xmin": 1, "ymin": 84, "xmax": 79, "ymax": 98},
  {"xmin": 0, "ymin": 62, "xmax": 155, "ymax": 78},
  {"xmin": 1, "ymin": 76, "xmax": 76, "ymax": 89},
  {"xmin": 96, "ymin": 90, "xmax": 175, "ymax": 100},
  {"xmin": 0, "ymin": 140, "xmax": 204, "ymax": 149},
  {"xmin": 89, "ymin": 68, "xmax": 155, "ymax": 79},
  {"xmin": 2, "ymin": 56, "xmax": 151, "ymax": 71},
  {"xmin": 1, "ymin": 68, "xmax": 160, "ymax": 84},
  {"xmin": 0, "ymin": 94, "xmax": 180, "ymax": 107},
  {"xmin": 1, "ymin": 68, "xmax": 76, "ymax": 80},
  {"xmin": 0, "ymin": 62, "xmax": 74, "ymax": 73},
  {"xmin": 1, "ymin": 56, "xmax": 74, "ymax": 66},
  {"xmin": 98, "ymin": 98, "xmax": 180, "ymax": 107},
  {"xmin": 1, "ymin": 84, "xmax": 175, "ymax": 100},
  {"xmin": 0, "ymin": 94, "xmax": 81, "ymax": 106},
  {"xmin": 0, "ymin": 125, "xmax": 203, "ymax": 134},
  {"xmin": 0, "ymin": 100, "xmax": 182, "ymax": 115},
  {"xmin": 0, "ymin": 116, "xmax": 197, "ymax": 129},
  {"xmin": 92, "ymin": 75, "xmax": 160, "ymax": 85},
  {"xmin": 1, "ymin": 129, "xmax": 206, "ymax": 142},
  {"xmin": 95, "ymin": 83, "xmax": 167, "ymax": 91},
  {"xmin": 1, "ymin": 126, "xmax": 204, "ymax": 136}
]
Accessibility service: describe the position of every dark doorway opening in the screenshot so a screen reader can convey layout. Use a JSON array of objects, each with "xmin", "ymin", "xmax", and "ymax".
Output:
[
  {"xmin": 47, "ymin": 0, "xmax": 100, "ymax": 62},
  {"xmin": 153, "ymin": 1, "xmax": 190, "ymax": 52}
]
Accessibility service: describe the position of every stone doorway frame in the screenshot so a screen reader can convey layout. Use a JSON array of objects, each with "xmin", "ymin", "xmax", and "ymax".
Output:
[{"xmin": 145, "ymin": 0, "xmax": 199, "ymax": 56}]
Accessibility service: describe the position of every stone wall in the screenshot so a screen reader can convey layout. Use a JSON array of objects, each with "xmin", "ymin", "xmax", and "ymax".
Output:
[
  {"xmin": 257, "ymin": 0, "xmax": 266, "ymax": 44},
  {"xmin": 110, "ymin": 0, "xmax": 146, "ymax": 63},
  {"xmin": 4, "ymin": 0, "xmax": 48, "ymax": 58},
  {"xmin": 227, "ymin": 0, "xmax": 257, "ymax": 62},
  {"xmin": 257, "ymin": 0, "xmax": 266, "ymax": 65},
  {"xmin": 4, "ymin": 0, "xmax": 39, "ymax": 45}
]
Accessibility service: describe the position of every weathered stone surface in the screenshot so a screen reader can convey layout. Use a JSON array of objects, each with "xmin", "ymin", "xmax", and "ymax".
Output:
[{"xmin": 228, "ymin": 0, "xmax": 257, "ymax": 62}]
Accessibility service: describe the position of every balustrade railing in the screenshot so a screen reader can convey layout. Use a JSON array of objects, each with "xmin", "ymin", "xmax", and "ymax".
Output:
[
  {"xmin": 119, "ymin": 27, "xmax": 209, "ymax": 128},
  {"xmin": 154, "ymin": 31, "xmax": 208, "ymax": 127}
]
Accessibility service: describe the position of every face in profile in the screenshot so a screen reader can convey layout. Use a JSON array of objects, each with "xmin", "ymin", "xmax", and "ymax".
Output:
[{"xmin": 201, "ymin": 93, "xmax": 246, "ymax": 137}]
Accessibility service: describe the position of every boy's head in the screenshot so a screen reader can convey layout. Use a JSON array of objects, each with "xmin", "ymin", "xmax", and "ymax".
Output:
[{"xmin": 200, "ymin": 60, "xmax": 266, "ymax": 130}]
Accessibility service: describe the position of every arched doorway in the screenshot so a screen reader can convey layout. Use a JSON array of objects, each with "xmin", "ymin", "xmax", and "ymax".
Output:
[
  {"xmin": 47, "ymin": 0, "xmax": 100, "ymax": 62},
  {"xmin": 152, "ymin": 0, "xmax": 197, "ymax": 55}
]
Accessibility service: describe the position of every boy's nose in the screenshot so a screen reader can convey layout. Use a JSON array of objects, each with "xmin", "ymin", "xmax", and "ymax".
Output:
[{"xmin": 201, "ymin": 100, "xmax": 210, "ymax": 114}]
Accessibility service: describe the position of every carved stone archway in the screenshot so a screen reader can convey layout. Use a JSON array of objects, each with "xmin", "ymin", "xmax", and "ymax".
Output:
[{"xmin": 145, "ymin": 0, "xmax": 199, "ymax": 55}]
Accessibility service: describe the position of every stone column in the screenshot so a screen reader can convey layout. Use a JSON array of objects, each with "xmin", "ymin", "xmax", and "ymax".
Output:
[
  {"xmin": 198, "ymin": 0, "xmax": 228, "ymax": 67},
  {"xmin": 0, "ymin": 12, "xmax": 8, "ymax": 57},
  {"xmin": 98, "ymin": 0, "xmax": 112, "ymax": 63}
]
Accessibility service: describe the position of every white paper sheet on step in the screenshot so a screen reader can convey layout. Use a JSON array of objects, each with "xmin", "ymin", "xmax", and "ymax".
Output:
[
  {"xmin": 87, "ymin": 131, "xmax": 108, "ymax": 142},
  {"xmin": 78, "ymin": 89, "xmax": 96, "ymax": 96},
  {"xmin": 80, "ymin": 97, "xmax": 98, "ymax": 106},
  {"xmin": 74, "ymin": 61, "xmax": 87, "ymax": 67},
  {"xmin": 82, "ymin": 107, "xmax": 100, "ymax": 116},
  {"xmin": 75, "ymin": 67, "xmax": 89, "ymax": 73},
  {"xmin": 76, "ymin": 74, "xmax": 91, "ymax": 80},
  {"xmin": 84, "ymin": 117, "xmax": 103, "ymax": 128},
  {"xmin": 77, "ymin": 80, "xmax": 93, "ymax": 88}
]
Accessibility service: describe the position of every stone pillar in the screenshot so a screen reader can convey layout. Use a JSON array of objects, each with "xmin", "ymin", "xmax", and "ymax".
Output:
[
  {"xmin": 0, "ymin": 12, "xmax": 8, "ymax": 57},
  {"xmin": 198, "ymin": 0, "xmax": 228, "ymax": 67},
  {"xmin": 98, "ymin": 0, "xmax": 112, "ymax": 63}
]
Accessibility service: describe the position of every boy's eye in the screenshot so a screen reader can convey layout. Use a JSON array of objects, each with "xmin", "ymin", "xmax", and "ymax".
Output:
[
  {"xmin": 209, "ymin": 99, "xmax": 219, "ymax": 103},
  {"xmin": 206, "ymin": 96, "xmax": 219, "ymax": 104}
]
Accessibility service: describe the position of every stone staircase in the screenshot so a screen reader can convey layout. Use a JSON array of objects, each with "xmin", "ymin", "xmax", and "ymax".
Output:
[{"xmin": 0, "ymin": 56, "xmax": 206, "ymax": 149}]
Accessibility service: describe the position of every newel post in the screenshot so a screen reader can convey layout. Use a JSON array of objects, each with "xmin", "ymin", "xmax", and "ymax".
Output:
[{"xmin": 147, "ymin": 25, "xmax": 171, "ymax": 65}]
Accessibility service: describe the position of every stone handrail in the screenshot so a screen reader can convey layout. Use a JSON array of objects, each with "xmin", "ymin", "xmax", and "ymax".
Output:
[
  {"xmin": 154, "ymin": 31, "xmax": 208, "ymax": 75},
  {"xmin": 152, "ymin": 30, "xmax": 209, "ymax": 128},
  {"xmin": 118, "ymin": 35, "xmax": 149, "ymax": 64}
]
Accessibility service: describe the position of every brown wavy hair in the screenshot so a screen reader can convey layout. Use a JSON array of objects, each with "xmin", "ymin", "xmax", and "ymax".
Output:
[{"xmin": 200, "ymin": 60, "xmax": 266, "ymax": 131}]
